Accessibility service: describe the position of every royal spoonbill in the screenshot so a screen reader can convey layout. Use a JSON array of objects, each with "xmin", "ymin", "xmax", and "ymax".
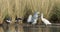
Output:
[
  {"xmin": 32, "ymin": 11, "xmax": 40, "ymax": 24},
  {"xmin": 27, "ymin": 11, "xmax": 40, "ymax": 24},
  {"xmin": 41, "ymin": 13, "xmax": 51, "ymax": 25},
  {"xmin": 27, "ymin": 14, "xmax": 32, "ymax": 23}
]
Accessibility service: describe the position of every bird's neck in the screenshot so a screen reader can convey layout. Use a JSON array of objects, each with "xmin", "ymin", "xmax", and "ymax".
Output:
[{"xmin": 41, "ymin": 14, "xmax": 43, "ymax": 19}]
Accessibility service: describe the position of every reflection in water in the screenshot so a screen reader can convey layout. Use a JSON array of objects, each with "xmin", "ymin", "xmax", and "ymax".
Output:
[
  {"xmin": 15, "ymin": 23, "xmax": 18, "ymax": 32},
  {"xmin": 9, "ymin": 25, "xmax": 15, "ymax": 32},
  {"xmin": 2, "ymin": 24, "xmax": 16, "ymax": 32},
  {"xmin": 0, "ymin": 24, "xmax": 60, "ymax": 32},
  {"xmin": 0, "ymin": 26, "xmax": 4, "ymax": 32}
]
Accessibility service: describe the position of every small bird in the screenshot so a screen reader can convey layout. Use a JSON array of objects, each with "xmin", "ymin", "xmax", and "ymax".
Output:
[
  {"xmin": 4, "ymin": 17, "xmax": 11, "ymax": 29},
  {"xmin": 3, "ymin": 16, "xmax": 11, "ymax": 32},
  {"xmin": 15, "ymin": 16, "xmax": 23, "ymax": 32},
  {"xmin": 15, "ymin": 16, "xmax": 23, "ymax": 24},
  {"xmin": 41, "ymin": 13, "xmax": 51, "ymax": 25},
  {"xmin": 4, "ymin": 17, "xmax": 12, "ymax": 24}
]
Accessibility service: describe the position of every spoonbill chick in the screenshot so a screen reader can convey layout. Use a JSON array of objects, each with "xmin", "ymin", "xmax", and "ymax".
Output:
[{"xmin": 41, "ymin": 13, "xmax": 51, "ymax": 25}]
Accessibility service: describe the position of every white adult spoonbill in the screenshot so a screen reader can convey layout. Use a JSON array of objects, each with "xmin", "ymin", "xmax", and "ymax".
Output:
[
  {"xmin": 32, "ymin": 11, "xmax": 40, "ymax": 24},
  {"xmin": 27, "ymin": 11, "xmax": 39, "ymax": 24},
  {"xmin": 27, "ymin": 14, "xmax": 32, "ymax": 23},
  {"xmin": 27, "ymin": 11, "xmax": 40, "ymax": 24},
  {"xmin": 41, "ymin": 13, "xmax": 51, "ymax": 25}
]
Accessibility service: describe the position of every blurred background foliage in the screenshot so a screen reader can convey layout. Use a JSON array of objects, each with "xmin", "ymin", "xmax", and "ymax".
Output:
[{"xmin": 0, "ymin": 0, "xmax": 60, "ymax": 24}]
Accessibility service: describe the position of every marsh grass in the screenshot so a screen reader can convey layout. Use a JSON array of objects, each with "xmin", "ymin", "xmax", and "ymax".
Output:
[
  {"xmin": 49, "ymin": 0, "xmax": 60, "ymax": 23},
  {"xmin": 0, "ymin": 0, "xmax": 60, "ymax": 32},
  {"xmin": 0, "ymin": 0, "xmax": 60, "ymax": 24}
]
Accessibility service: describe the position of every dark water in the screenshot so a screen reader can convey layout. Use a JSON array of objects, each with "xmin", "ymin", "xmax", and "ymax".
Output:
[{"xmin": 0, "ymin": 24, "xmax": 60, "ymax": 32}]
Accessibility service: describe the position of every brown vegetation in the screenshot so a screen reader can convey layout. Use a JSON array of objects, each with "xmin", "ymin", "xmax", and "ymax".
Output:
[{"xmin": 0, "ymin": 0, "xmax": 60, "ymax": 24}]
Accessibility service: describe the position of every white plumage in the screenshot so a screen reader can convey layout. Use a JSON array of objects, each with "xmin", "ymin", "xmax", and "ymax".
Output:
[
  {"xmin": 32, "ymin": 12, "xmax": 39, "ymax": 24},
  {"xmin": 6, "ymin": 20, "xmax": 11, "ymax": 23},
  {"xmin": 41, "ymin": 13, "xmax": 51, "ymax": 25},
  {"xmin": 32, "ymin": 18, "xmax": 38, "ymax": 24},
  {"xmin": 27, "ymin": 15, "xmax": 32, "ymax": 23},
  {"xmin": 27, "ymin": 11, "xmax": 40, "ymax": 24}
]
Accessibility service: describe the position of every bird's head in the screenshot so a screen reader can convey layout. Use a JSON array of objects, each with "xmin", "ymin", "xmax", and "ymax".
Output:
[
  {"xmin": 34, "ymin": 11, "xmax": 40, "ymax": 14},
  {"xmin": 33, "ymin": 11, "xmax": 40, "ymax": 18},
  {"xmin": 36, "ymin": 12, "xmax": 40, "ymax": 15}
]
